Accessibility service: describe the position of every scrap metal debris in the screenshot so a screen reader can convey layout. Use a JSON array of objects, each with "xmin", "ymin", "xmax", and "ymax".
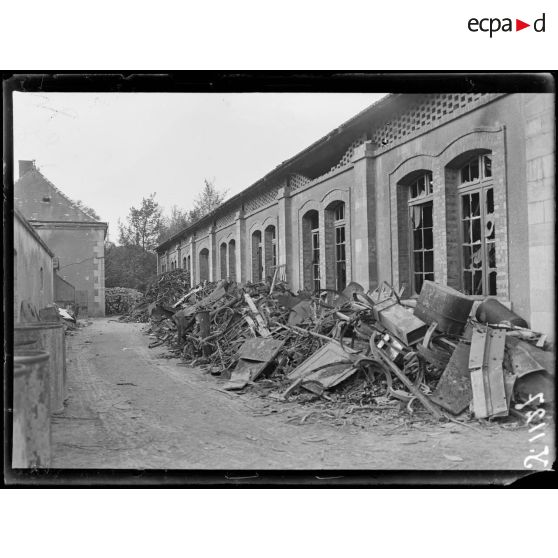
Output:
[
  {"xmin": 105, "ymin": 287, "xmax": 143, "ymax": 315},
  {"xmin": 120, "ymin": 271, "xmax": 554, "ymax": 428}
]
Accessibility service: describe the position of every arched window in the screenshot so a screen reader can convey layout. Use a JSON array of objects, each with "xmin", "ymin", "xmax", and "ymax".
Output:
[
  {"xmin": 395, "ymin": 170, "xmax": 434, "ymax": 295},
  {"xmin": 220, "ymin": 242, "xmax": 227, "ymax": 280},
  {"xmin": 199, "ymin": 248, "xmax": 210, "ymax": 282},
  {"xmin": 324, "ymin": 201, "xmax": 347, "ymax": 292},
  {"xmin": 40, "ymin": 266, "xmax": 44, "ymax": 292},
  {"xmin": 302, "ymin": 210, "xmax": 320, "ymax": 292},
  {"xmin": 183, "ymin": 256, "xmax": 187, "ymax": 269},
  {"xmin": 228, "ymin": 240, "xmax": 236, "ymax": 281},
  {"xmin": 457, "ymin": 152, "xmax": 495, "ymax": 295},
  {"xmin": 408, "ymin": 172, "xmax": 434, "ymax": 294},
  {"xmin": 264, "ymin": 225, "xmax": 277, "ymax": 282},
  {"xmin": 187, "ymin": 255, "xmax": 191, "ymax": 274},
  {"xmin": 251, "ymin": 230, "xmax": 263, "ymax": 282}
]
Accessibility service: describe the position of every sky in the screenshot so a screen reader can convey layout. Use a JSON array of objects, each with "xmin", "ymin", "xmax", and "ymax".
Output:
[{"xmin": 13, "ymin": 92, "xmax": 386, "ymax": 242}]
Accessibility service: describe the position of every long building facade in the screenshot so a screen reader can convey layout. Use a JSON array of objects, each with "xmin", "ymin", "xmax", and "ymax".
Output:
[{"xmin": 156, "ymin": 93, "xmax": 555, "ymax": 337}]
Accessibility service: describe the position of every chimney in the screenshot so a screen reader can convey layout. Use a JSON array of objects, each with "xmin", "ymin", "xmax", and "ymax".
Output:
[{"xmin": 19, "ymin": 160, "xmax": 35, "ymax": 178}]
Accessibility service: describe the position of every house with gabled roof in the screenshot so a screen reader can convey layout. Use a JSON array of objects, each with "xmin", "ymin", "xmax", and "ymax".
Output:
[{"xmin": 14, "ymin": 160, "xmax": 108, "ymax": 316}]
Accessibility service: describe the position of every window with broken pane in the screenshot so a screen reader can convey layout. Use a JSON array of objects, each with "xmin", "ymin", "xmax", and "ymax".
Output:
[
  {"xmin": 312, "ymin": 228, "xmax": 320, "ymax": 292},
  {"xmin": 460, "ymin": 153, "xmax": 492, "ymax": 185},
  {"xmin": 459, "ymin": 152, "xmax": 496, "ymax": 296},
  {"xmin": 409, "ymin": 172, "xmax": 433, "ymax": 200},
  {"xmin": 333, "ymin": 202, "xmax": 347, "ymax": 292},
  {"xmin": 408, "ymin": 172, "xmax": 434, "ymax": 294}
]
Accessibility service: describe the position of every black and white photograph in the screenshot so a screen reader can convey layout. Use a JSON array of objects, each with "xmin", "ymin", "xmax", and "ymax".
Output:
[{"xmin": 4, "ymin": 73, "xmax": 556, "ymax": 483}]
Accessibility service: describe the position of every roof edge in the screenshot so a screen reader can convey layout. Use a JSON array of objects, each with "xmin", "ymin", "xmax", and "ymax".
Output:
[
  {"xmin": 15, "ymin": 167, "xmax": 104, "ymax": 223},
  {"xmin": 156, "ymin": 93, "xmax": 395, "ymax": 251},
  {"xmin": 14, "ymin": 208, "xmax": 55, "ymax": 258}
]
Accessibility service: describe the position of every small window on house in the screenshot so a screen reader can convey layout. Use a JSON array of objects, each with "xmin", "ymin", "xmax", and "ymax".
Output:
[
  {"xmin": 40, "ymin": 267, "xmax": 44, "ymax": 291},
  {"xmin": 42, "ymin": 195, "xmax": 51, "ymax": 202}
]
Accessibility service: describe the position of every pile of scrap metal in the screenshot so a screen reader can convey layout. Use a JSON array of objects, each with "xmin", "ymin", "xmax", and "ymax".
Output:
[
  {"xmin": 142, "ymin": 273, "xmax": 554, "ymax": 422},
  {"xmin": 119, "ymin": 269, "xmax": 192, "ymax": 322},
  {"xmin": 105, "ymin": 287, "xmax": 143, "ymax": 315}
]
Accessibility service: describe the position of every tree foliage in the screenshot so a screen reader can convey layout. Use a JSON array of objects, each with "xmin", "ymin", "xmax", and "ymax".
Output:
[
  {"xmin": 104, "ymin": 241, "xmax": 157, "ymax": 291},
  {"xmin": 73, "ymin": 199, "xmax": 101, "ymax": 221},
  {"xmin": 158, "ymin": 205, "xmax": 191, "ymax": 243},
  {"xmin": 158, "ymin": 180, "xmax": 227, "ymax": 243},
  {"xmin": 118, "ymin": 192, "xmax": 163, "ymax": 251},
  {"xmin": 191, "ymin": 179, "xmax": 228, "ymax": 221}
]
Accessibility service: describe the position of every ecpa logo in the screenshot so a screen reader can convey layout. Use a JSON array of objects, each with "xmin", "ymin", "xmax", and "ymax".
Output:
[{"xmin": 468, "ymin": 13, "xmax": 546, "ymax": 37}]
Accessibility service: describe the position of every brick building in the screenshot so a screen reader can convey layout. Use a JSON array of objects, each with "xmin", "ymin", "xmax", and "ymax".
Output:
[
  {"xmin": 156, "ymin": 93, "xmax": 555, "ymax": 337},
  {"xmin": 14, "ymin": 161, "xmax": 108, "ymax": 317}
]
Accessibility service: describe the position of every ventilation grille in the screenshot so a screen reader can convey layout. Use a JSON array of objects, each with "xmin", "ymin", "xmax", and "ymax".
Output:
[
  {"xmin": 244, "ymin": 186, "xmax": 280, "ymax": 214},
  {"xmin": 216, "ymin": 211, "xmax": 235, "ymax": 229},
  {"xmin": 371, "ymin": 93, "xmax": 491, "ymax": 148},
  {"xmin": 289, "ymin": 173, "xmax": 311, "ymax": 192}
]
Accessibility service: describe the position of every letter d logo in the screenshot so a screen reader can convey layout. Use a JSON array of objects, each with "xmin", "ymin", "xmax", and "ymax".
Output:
[{"xmin": 534, "ymin": 13, "xmax": 546, "ymax": 32}]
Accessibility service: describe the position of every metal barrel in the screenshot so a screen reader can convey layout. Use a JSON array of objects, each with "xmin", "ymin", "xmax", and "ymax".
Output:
[
  {"xmin": 476, "ymin": 297, "xmax": 529, "ymax": 328},
  {"xmin": 14, "ymin": 323, "xmax": 66, "ymax": 414},
  {"xmin": 12, "ymin": 350, "xmax": 52, "ymax": 468}
]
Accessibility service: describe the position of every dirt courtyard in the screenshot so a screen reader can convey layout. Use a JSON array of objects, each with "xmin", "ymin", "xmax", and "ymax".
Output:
[{"xmin": 50, "ymin": 318, "xmax": 554, "ymax": 473}]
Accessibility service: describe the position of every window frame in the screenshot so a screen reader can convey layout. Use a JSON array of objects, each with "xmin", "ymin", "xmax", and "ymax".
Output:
[
  {"xmin": 311, "ymin": 226, "xmax": 321, "ymax": 292},
  {"xmin": 333, "ymin": 204, "xmax": 347, "ymax": 292},
  {"xmin": 407, "ymin": 171, "xmax": 434, "ymax": 295},
  {"xmin": 457, "ymin": 153, "xmax": 496, "ymax": 297}
]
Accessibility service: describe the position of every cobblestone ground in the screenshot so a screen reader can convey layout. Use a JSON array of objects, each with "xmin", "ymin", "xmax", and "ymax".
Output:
[{"xmin": 50, "ymin": 318, "xmax": 554, "ymax": 477}]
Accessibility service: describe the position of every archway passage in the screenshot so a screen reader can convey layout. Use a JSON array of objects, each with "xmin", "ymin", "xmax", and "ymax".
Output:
[
  {"xmin": 251, "ymin": 230, "xmax": 263, "ymax": 282},
  {"xmin": 264, "ymin": 225, "xmax": 277, "ymax": 282},
  {"xmin": 199, "ymin": 248, "xmax": 210, "ymax": 282},
  {"xmin": 220, "ymin": 242, "xmax": 227, "ymax": 279},
  {"xmin": 228, "ymin": 240, "xmax": 236, "ymax": 281}
]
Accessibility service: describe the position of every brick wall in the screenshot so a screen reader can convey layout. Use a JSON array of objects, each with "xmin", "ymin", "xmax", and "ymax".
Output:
[{"xmin": 524, "ymin": 93, "xmax": 555, "ymax": 336}]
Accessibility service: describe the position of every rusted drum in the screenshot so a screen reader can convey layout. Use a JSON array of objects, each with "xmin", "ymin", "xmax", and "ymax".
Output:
[
  {"xmin": 476, "ymin": 297, "xmax": 529, "ymax": 328},
  {"xmin": 15, "ymin": 323, "xmax": 66, "ymax": 414},
  {"xmin": 12, "ymin": 350, "xmax": 51, "ymax": 468}
]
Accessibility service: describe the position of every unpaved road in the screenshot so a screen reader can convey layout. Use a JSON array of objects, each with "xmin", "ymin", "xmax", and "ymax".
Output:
[{"xmin": 51, "ymin": 318, "xmax": 554, "ymax": 471}]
